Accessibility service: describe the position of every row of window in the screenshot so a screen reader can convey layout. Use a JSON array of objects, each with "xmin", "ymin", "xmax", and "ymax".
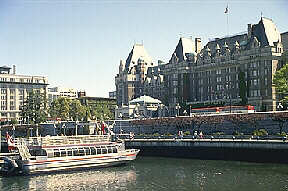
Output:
[
  {"xmin": 46, "ymin": 146, "xmax": 118, "ymax": 158},
  {"xmin": 0, "ymin": 78, "xmax": 44, "ymax": 83}
]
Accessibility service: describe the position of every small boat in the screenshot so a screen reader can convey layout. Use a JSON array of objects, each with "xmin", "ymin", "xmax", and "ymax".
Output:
[{"xmin": 0, "ymin": 132, "xmax": 140, "ymax": 176}]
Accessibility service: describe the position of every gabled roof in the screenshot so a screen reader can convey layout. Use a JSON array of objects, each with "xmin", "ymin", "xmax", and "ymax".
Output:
[
  {"xmin": 125, "ymin": 44, "xmax": 152, "ymax": 71},
  {"xmin": 169, "ymin": 37, "xmax": 196, "ymax": 63},
  {"xmin": 252, "ymin": 17, "xmax": 281, "ymax": 47}
]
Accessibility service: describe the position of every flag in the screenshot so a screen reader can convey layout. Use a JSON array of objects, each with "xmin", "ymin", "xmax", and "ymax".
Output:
[
  {"xmin": 6, "ymin": 132, "xmax": 16, "ymax": 151},
  {"xmin": 224, "ymin": 5, "xmax": 228, "ymax": 14}
]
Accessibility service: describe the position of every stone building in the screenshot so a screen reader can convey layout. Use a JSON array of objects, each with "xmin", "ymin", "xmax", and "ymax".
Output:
[
  {"xmin": 0, "ymin": 65, "xmax": 48, "ymax": 121},
  {"xmin": 115, "ymin": 17, "xmax": 287, "ymax": 114},
  {"xmin": 115, "ymin": 44, "xmax": 154, "ymax": 106},
  {"xmin": 163, "ymin": 37, "xmax": 202, "ymax": 114},
  {"xmin": 182, "ymin": 17, "xmax": 284, "ymax": 111}
]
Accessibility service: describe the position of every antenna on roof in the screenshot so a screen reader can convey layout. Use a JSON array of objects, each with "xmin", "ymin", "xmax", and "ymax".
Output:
[{"xmin": 141, "ymin": 40, "xmax": 144, "ymax": 45}]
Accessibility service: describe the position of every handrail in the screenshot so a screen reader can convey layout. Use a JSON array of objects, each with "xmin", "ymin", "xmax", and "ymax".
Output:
[{"xmin": 13, "ymin": 135, "xmax": 111, "ymax": 147}]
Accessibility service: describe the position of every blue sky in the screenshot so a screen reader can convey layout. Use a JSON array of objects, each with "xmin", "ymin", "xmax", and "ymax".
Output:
[{"xmin": 0, "ymin": 0, "xmax": 287, "ymax": 97}]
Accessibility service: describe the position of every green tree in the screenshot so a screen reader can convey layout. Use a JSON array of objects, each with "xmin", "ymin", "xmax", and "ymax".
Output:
[
  {"xmin": 21, "ymin": 91, "xmax": 47, "ymax": 124},
  {"xmin": 239, "ymin": 70, "xmax": 248, "ymax": 105},
  {"xmin": 49, "ymin": 97, "xmax": 70, "ymax": 120},
  {"xmin": 69, "ymin": 99, "xmax": 87, "ymax": 121},
  {"xmin": 273, "ymin": 62, "xmax": 288, "ymax": 103}
]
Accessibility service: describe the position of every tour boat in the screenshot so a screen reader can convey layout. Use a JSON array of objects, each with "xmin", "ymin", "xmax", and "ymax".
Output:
[{"xmin": 0, "ymin": 133, "xmax": 140, "ymax": 176}]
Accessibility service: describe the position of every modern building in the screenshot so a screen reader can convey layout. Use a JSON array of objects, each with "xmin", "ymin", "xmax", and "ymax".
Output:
[
  {"xmin": 0, "ymin": 65, "xmax": 48, "ymax": 121},
  {"xmin": 48, "ymin": 86, "xmax": 78, "ymax": 105}
]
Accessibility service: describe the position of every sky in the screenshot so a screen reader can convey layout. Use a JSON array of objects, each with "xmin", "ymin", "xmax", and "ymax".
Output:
[{"xmin": 0, "ymin": 0, "xmax": 287, "ymax": 97}]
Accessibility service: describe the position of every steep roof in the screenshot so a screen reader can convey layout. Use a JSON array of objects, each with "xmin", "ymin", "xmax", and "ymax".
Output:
[
  {"xmin": 252, "ymin": 17, "xmax": 281, "ymax": 47},
  {"xmin": 169, "ymin": 37, "xmax": 195, "ymax": 63},
  {"xmin": 124, "ymin": 44, "xmax": 152, "ymax": 71}
]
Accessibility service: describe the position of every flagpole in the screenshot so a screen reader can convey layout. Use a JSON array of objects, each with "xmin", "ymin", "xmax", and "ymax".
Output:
[{"xmin": 226, "ymin": 4, "xmax": 229, "ymax": 36}]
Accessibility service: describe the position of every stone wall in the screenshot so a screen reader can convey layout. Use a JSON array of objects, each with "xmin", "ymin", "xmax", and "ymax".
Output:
[{"xmin": 115, "ymin": 118, "xmax": 288, "ymax": 136}]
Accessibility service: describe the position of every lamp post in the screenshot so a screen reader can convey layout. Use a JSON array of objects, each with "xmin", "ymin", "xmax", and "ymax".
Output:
[
  {"xmin": 175, "ymin": 103, "xmax": 181, "ymax": 116},
  {"xmin": 119, "ymin": 112, "xmax": 123, "ymax": 134}
]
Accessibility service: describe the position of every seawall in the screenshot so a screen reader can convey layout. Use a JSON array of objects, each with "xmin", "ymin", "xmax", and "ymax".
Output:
[{"xmin": 125, "ymin": 139, "xmax": 288, "ymax": 163}]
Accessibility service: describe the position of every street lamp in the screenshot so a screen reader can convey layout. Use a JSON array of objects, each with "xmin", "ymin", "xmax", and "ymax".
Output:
[
  {"xmin": 175, "ymin": 103, "xmax": 181, "ymax": 116},
  {"xmin": 118, "ymin": 112, "xmax": 123, "ymax": 134}
]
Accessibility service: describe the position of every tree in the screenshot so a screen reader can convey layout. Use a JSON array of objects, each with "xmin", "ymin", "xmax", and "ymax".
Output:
[
  {"xmin": 239, "ymin": 70, "xmax": 248, "ymax": 105},
  {"xmin": 49, "ymin": 97, "xmax": 70, "ymax": 120},
  {"xmin": 270, "ymin": 112, "xmax": 288, "ymax": 134},
  {"xmin": 273, "ymin": 62, "xmax": 288, "ymax": 103},
  {"xmin": 21, "ymin": 91, "xmax": 47, "ymax": 124},
  {"xmin": 69, "ymin": 99, "xmax": 87, "ymax": 121}
]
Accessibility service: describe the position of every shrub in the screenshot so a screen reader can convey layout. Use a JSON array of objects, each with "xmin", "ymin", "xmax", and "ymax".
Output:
[
  {"xmin": 213, "ymin": 132, "xmax": 225, "ymax": 136},
  {"xmin": 183, "ymin": 131, "xmax": 191, "ymax": 136},
  {"xmin": 153, "ymin": 133, "xmax": 160, "ymax": 137},
  {"xmin": 253, "ymin": 129, "xmax": 268, "ymax": 136}
]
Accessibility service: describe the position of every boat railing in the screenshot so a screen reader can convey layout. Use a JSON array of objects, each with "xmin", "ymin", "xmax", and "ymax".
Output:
[{"xmin": 13, "ymin": 135, "xmax": 110, "ymax": 147}]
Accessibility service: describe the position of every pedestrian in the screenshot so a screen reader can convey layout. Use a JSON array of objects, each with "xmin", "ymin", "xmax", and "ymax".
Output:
[{"xmin": 199, "ymin": 131, "xmax": 203, "ymax": 139}]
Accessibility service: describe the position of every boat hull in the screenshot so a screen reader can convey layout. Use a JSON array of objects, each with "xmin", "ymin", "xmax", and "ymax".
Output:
[{"xmin": 22, "ymin": 149, "xmax": 139, "ymax": 175}]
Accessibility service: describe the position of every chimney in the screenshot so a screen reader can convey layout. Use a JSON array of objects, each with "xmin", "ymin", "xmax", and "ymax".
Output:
[
  {"xmin": 119, "ymin": 60, "xmax": 124, "ymax": 73},
  {"xmin": 248, "ymin": 24, "xmax": 252, "ymax": 39},
  {"xmin": 195, "ymin": 38, "xmax": 202, "ymax": 54},
  {"xmin": 12, "ymin": 65, "xmax": 16, "ymax": 74}
]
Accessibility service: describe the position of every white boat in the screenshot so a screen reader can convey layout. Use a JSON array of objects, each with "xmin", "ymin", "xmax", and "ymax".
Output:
[{"xmin": 0, "ymin": 134, "xmax": 140, "ymax": 176}]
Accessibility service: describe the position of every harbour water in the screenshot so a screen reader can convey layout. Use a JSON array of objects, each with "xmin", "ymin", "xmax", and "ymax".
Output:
[{"xmin": 1, "ymin": 157, "xmax": 288, "ymax": 191}]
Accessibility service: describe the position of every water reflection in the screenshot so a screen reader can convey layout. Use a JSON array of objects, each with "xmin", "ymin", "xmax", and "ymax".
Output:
[
  {"xmin": 1, "ymin": 157, "xmax": 288, "ymax": 191},
  {"xmin": 1, "ymin": 167, "xmax": 136, "ymax": 191}
]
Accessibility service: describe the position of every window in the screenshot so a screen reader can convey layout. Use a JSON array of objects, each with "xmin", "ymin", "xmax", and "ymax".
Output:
[
  {"xmin": 84, "ymin": 147, "xmax": 90, "ymax": 155},
  {"xmin": 253, "ymin": 79, "xmax": 258, "ymax": 86},
  {"xmin": 60, "ymin": 149, "xmax": 67, "ymax": 157},
  {"xmin": 73, "ymin": 148, "xmax": 79, "ymax": 156},
  {"xmin": 54, "ymin": 149, "xmax": 60, "ymax": 157},
  {"xmin": 67, "ymin": 149, "xmax": 72, "ymax": 156},
  {"xmin": 90, "ymin": 147, "xmax": 96, "ymax": 155},
  {"xmin": 108, "ymin": 147, "xmax": 112, "ymax": 154},
  {"xmin": 102, "ymin": 148, "xmax": 107, "ymax": 154},
  {"xmin": 252, "ymin": 70, "xmax": 257, "ymax": 77},
  {"xmin": 78, "ymin": 148, "xmax": 85, "ymax": 156}
]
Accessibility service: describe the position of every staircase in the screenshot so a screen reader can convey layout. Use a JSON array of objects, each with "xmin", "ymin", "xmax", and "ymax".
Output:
[{"xmin": 16, "ymin": 139, "xmax": 31, "ymax": 160}]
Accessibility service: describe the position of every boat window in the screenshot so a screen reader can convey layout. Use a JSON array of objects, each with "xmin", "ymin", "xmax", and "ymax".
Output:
[
  {"xmin": 29, "ymin": 149, "xmax": 36, "ymax": 156},
  {"xmin": 67, "ymin": 149, "xmax": 72, "ymax": 156},
  {"xmin": 54, "ymin": 150, "xmax": 60, "ymax": 157},
  {"xmin": 73, "ymin": 148, "xmax": 78, "ymax": 156},
  {"xmin": 60, "ymin": 149, "xmax": 67, "ymax": 157},
  {"xmin": 79, "ymin": 148, "xmax": 85, "ymax": 156},
  {"xmin": 112, "ymin": 147, "xmax": 117, "ymax": 153},
  {"xmin": 84, "ymin": 147, "xmax": 90, "ymax": 155},
  {"xmin": 97, "ymin": 148, "xmax": 101, "ymax": 155},
  {"xmin": 107, "ymin": 147, "xmax": 112, "ymax": 154},
  {"xmin": 46, "ymin": 149, "xmax": 54, "ymax": 158},
  {"xmin": 90, "ymin": 147, "xmax": 96, "ymax": 155},
  {"xmin": 102, "ymin": 148, "xmax": 107, "ymax": 154}
]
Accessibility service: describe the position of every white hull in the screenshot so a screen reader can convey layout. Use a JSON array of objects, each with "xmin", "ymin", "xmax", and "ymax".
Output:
[{"xmin": 23, "ymin": 149, "xmax": 139, "ymax": 175}]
